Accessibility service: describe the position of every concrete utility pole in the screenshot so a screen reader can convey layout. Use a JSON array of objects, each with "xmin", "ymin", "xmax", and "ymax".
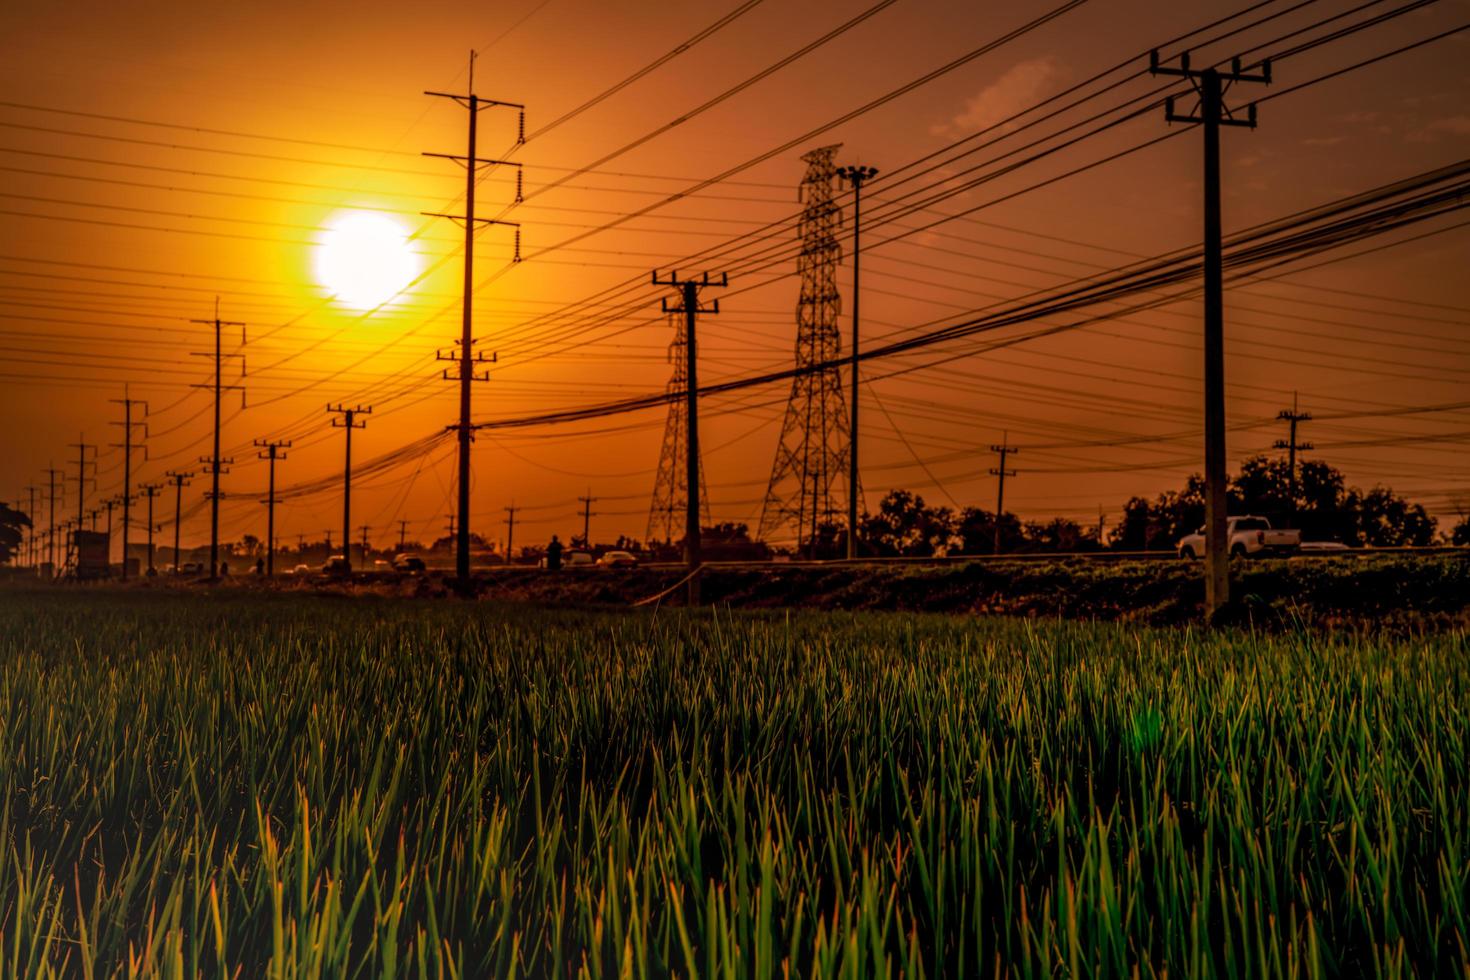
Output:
[
  {"xmin": 43, "ymin": 465, "xmax": 62, "ymax": 575},
  {"xmin": 577, "ymin": 492, "xmax": 597, "ymax": 549},
  {"xmin": 424, "ymin": 53, "xmax": 526, "ymax": 591},
  {"xmin": 103, "ymin": 496, "xmax": 117, "ymax": 571},
  {"xmin": 190, "ymin": 300, "xmax": 245, "ymax": 580},
  {"xmin": 653, "ymin": 270, "xmax": 728, "ymax": 605},
  {"xmin": 327, "ymin": 405, "xmax": 370, "ymax": 572},
  {"xmin": 1275, "ymin": 392, "xmax": 1312, "ymax": 523},
  {"xmin": 22, "ymin": 485, "xmax": 38, "ymax": 569},
  {"xmin": 254, "ymin": 439, "xmax": 290, "ymax": 576},
  {"xmin": 989, "ymin": 435, "xmax": 1018, "ymax": 555},
  {"xmin": 108, "ymin": 388, "xmax": 147, "ymax": 580},
  {"xmin": 68, "ymin": 435, "xmax": 96, "ymax": 530},
  {"xmin": 139, "ymin": 483, "xmax": 162, "ymax": 573},
  {"xmin": 165, "ymin": 471, "xmax": 193, "ymax": 573},
  {"xmin": 359, "ymin": 525, "xmax": 371, "ymax": 566},
  {"xmin": 397, "ymin": 519, "xmax": 410, "ymax": 553},
  {"xmin": 835, "ymin": 163, "xmax": 878, "ymax": 560},
  {"xmin": 503, "ymin": 505, "xmax": 517, "ymax": 565},
  {"xmin": 1151, "ymin": 49, "xmax": 1269, "ymax": 618}
]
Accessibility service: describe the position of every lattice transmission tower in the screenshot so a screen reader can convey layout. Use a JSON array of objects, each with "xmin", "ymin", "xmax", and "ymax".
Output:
[
  {"xmin": 647, "ymin": 312, "xmax": 709, "ymax": 545},
  {"xmin": 758, "ymin": 144, "xmax": 851, "ymax": 551}
]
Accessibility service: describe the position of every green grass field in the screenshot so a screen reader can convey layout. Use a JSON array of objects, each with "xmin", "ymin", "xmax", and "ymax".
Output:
[{"xmin": 0, "ymin": 589, "xmax": 1465, "ymax": 977}]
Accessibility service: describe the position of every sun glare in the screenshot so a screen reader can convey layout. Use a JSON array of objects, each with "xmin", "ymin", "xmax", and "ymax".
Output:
[{"xmin": 314, "ymin": 211, "xmax": 420, "ymax": 310}]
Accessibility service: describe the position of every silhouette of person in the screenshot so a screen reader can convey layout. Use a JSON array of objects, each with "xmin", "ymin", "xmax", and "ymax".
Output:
[
  {"xmin": 546, "ymin": 534, "xmax": 563, "ymax": 571},
  {"xmin": 255, "ymin": 557, "xmax": 265, "ymax": 576}
]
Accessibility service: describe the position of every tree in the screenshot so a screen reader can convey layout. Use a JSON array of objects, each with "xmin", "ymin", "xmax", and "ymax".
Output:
[
  {"xmin": 1357, "ymin": 486, "xmax": 1436, "ymax": 547},
  {"xmin": 1024, "ymin": 517, "xmax": 1100, "ymax": 552},
  {"xmin": 953, "ymin": 507, "xmax": 1024, "ymax": 554},
  {"xmin": 0, "ymin": 503, "xmax": 31, "ymax": 564},
  {"xmin": 1452, "ymin": 513, "xmax": 1470, "ymax": 547},
  {"xmin": 859, "ymin": 490, "xmax": 954, "ymax": 557}
]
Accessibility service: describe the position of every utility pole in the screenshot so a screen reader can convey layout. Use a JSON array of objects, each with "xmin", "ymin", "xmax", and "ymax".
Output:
[
  {"xmin": 139, "ymin": 483, "xmax": 162, "ymax": 574},
  {"xmin": 445, "ymin": 514, "xmax": 456, "ymax": 548},
  {"xmin": 165, "ymin": 471, "xmax": 192, "ymax": 573},
  {"xmin": 654, "ymin": 270, "xmax": 727, "ymax": 604},
  {"xmin": 22, "ymin": 485, "xmax": 38, "ymax": 569},
  {"xmin": 577, "ymin": 491, "xmax": 597, "ymax": 549},
  {"xmin": 43, "ymin": 465, "xmax": 62, "ymax": 575},
  {"xmin": 989, "ymin": 435, "xmax": 1018, "ymax": 555},
  {"xmin": 254, "ymin": 439, "xmax": 290, "ymax": 576},
  {"xmin": 425, "ymin": 53, "xmax": 526, "ymax": 590},
  {"xmin": 191, "ymin": 299, "xmax": 246, "ymax": 580},
  {"xmin": 68, "ymin": 435, "xmax": 96, "ymax": 531},
  {"xmin": 1151, "ymin": 49, "xmax": 1269, "ymax": 618},
  {"xmin": 327, "ymin": 405, "xmax": 370, "ymax": 572},
  {"xmin": 835, "ymin": 163, "xmax": 878, "ymax": 559},
  {"xmin": 103, "ymin": 496, "xmax": 117, "ymax": 571},
  {"xmin": 108, "ymin": 388, "xmax": 147, "ymax": 580},
  {"xmin": 1274, "ymin": 392, "xmax": 1312, "ymax": 524},
  {"xmin": 397, "ymin": 519, "xmax": 410, "ymax": 553},
  {"xmin": 359, "ymin": 525, "xmax": 372, "ymax": 566},
  {"xmin": 503, "ymin": 505, "xmax": 517, "ymax": 565}
]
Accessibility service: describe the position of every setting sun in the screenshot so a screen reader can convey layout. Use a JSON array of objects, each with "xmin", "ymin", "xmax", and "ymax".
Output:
[{"xmin": 314, "ymin": 211, "xmax": 420, "ymax": 310}]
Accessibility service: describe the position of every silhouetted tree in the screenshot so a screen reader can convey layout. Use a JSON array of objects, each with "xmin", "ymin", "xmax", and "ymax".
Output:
[
  {"xmin": 953, "ymin": 507, "xmax": 1024, "ymax": 554},
  {"xmin": 0, "ymin": 503, "xmax": 31, "ymax": 564},
  {"xmin": 860, "ymin": 491, "xmax": 955, "ymax": 557},
  {"xmin": 1356, "ymin": 486, "xmax": 1436, "ymax": 546},
  {"xmin": 1452, "ymin": 513, "xmax": 1470, "ymax": 546}
]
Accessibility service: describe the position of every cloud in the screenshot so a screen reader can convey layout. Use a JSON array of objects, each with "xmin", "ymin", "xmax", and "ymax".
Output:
[
  {"xmin": 1427, "ymin": 115, "xmax": 1470, "ymax": 135},
  {"xmin": 933, "ymin": 57, "xmax": 1060, "ymax": 137}
]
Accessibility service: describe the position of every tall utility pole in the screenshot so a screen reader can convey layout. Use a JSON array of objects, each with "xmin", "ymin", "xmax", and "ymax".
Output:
[
  {"xmin": 654, "ymin": 270, "xmax": 727, "ymax": 605},
  {"xmin": 68, "ymin": 435, "xmax": 96, "ymax": 530},
  {"xmin": 1274, "ymin": 393, "xmax": 1312, "ymax": 523},
  {"xmin": 103, "ymin": 496, "xmax": 117, "ymax": 571},
  {"xmin": 397, "ymin": 520, "xmax": 410, "ymax": 552},
  {"xmin": 1151, "ymin": 49, "xmax": 1269, "ymax": 617},
  {"xmin": 327, "ymin": 405, "xmax": 370, "ymax": 572},
  {"xmin": 445, "ymin": 514, "xmax": 456, "ymax": 550},
  {"xmin": 191, "ymin": 300, "xmax": 245, "ymax": 580},
  {"xmin": 254, "ymin": 439, "xmax": 290, "ymax": 576},
  {"xmin": 42, "ymin": 467, "xmax": 62, "ymax": 574},
  {"xmin": 424, "ymin": 54, "xmax": 526, "ymax": 590},
  {"xmin": 835, "ymin": 163, "xmax": 878, "ymax": 560},
  {"xmin": 22, "ymin": 485, "xmax": 38, "ymax": 569},
  {"xmin": 989, "ymin": 436, "xmax": 1018, "ymax": 554},
  {"xmin": 165, "ymin": 470, "xmax": 193, "ymax": 573},
  {"xmin": 359, "ymin": 525, "xmax": 371, "ymax": 566},
  {"xmin": 577, "ymin": 491, "xmax": 597, "ymax": 549},
  {"xmin": 503, "ymin": 506, "xmax": 517, "ymax": 564},
  {"xmin": 108, "ymin": 389, "xmax": 147, "ymax": 579},
  {"xmin": 139, "ymin": 483, "xmax": 162, "ymax": 573}
]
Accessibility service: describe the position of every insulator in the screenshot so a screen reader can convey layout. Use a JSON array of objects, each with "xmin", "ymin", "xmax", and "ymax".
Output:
[
  {"xmin": 515, "ymin": 169, "xmax": 523, "ymax": 203},
  {"xmin": 518, "ymin": 111, "xmax": 525, "ymax": 145},
  {"xmin": 513, "ymin": 228, "xmax": 522, "ymax": 262}
]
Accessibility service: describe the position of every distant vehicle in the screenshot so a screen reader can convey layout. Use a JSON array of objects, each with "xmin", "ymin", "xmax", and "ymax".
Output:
[
  {"xmin": 1178, "ymin": 516, "xmax": 1301, "ymax": 559},
  {"xmin": 393, "ymin": 553, "xmax": 426, "ymax": 573},
  {"xmin": 290, "ymin": 563, "xmax": 311, "ymax": 576},
  {"xmin": 179, "ymin": 561, "xmax": 204, "ymax": 576},
  {"xmin": 322, "ymin": 555, "xmax": 351, "ymax": 575},
  {"xmin": 596, "ymin": 550, "xmax": 638, "ymax": 568},
  {"xmin": 1300, "ymin": 540, "xmax": 1351, "ymax": 554},
  {"xmin": 372, "ymin": 559, "xmax": 392, "ymax": 572},
  {"xmin": 566, "ymin": 551, "xmax": 594, "ymax": 568}
]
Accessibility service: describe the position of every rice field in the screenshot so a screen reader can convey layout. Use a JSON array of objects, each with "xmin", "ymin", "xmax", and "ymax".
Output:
[{"xmin": 0, "ymin": 588, "xmax": 1465, "ymax": 977}]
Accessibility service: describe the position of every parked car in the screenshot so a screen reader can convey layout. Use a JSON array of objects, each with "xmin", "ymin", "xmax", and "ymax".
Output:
[
  {"xmin": 1299, "ymin": 540, "xmax": 1351, "ymax": 554},
  {"xmin": 372, "ymin": 559, "xmax": 392, "ymax": 572},
  {"xmin": 596, "ymin": 550, "xmax": 638, "ymax": 569},
  {"xmin": 393, "ymin": 553, "xmax": 426, "ymax": 573},
  {"xmin": 566, "ymin": 551, "xmax": 594, "ymax": 568},
  {"xmin": 290, "ymin": 563, "xmax": 311, "ymax": 576},
  {"xmin": 179, "ymin": 561, "xmax": 204, "ymax": 576},
  {"xmin": 321, "ymin": 555, "xmax": 351, "ymax": 575},
  {"xmin": 1178, "ymin": 516, "xmax": 1301, "ymax": 559}
]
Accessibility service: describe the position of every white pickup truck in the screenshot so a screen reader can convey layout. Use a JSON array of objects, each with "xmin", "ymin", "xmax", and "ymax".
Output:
[{"xmin": 1177, "ymin": 516, "xmax": 1301, "ymax": 559}]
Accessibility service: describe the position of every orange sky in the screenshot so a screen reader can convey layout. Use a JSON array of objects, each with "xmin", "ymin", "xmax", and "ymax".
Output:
[{"xmin": 2, "ymin": 0, "xmax": 1468, "ymax": 552}]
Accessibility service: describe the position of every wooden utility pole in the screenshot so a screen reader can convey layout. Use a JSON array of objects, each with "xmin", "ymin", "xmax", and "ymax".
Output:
[
  {"xmin": 139, "ymin": 483, "xmax": 162, "ymax": 573},
  {"xmin": 42, "ymin": 466, "xmax": 62, "ymax": 574},
  {"xmin": 327, "ymin": 405, "xmax": 370, "ymax": 571},
  {"xmin": 503, "ymin": 505, "xmax": 517, "ymax": 565},
  {"xmin": 424, "ymin": 53, "xmax": 525, "ymax": 590},
  {"xmin": 1151, "ymin": 49, "xmax": 1269, "ymax": 617},
  {"xmin": 1275, "ymin": 392, "xmax": 1312, "ymax": 523},
  {"xmin": 577, "ymin": 492, "xmax": 597, "ymax": 549}
]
